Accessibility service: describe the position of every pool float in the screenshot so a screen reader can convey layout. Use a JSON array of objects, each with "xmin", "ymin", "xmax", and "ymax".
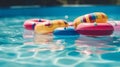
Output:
[
  {"xmin": 23, "ymin": 12, "xmax": 120, "ymax": 37},
  {"xmin": 35, "ymin": 20, "xmax": 68, "ymax": 34},
  {"xmin": 23, "ymin": 19, "xmax": 50, "ymax": 30},
  {"xmin": 74, "ymin": 12, "xmax": 108, "ymax": 28},
  {"xmin": 53, "ymin": 27, "xmax": 79, "ymax": 36},
  {"xmin": 75, "ymin": 23, "xmax": 114, "ymax": 36},
  {"xmin": 75, "ymin": 22, "xmax": 115, "ymax": 36}
]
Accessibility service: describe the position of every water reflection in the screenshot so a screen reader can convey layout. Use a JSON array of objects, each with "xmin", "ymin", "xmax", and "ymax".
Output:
[
  {"xmin": 75, "ymin": 35, "xmax": 119, "ymax": 56},
  {"xmin": 23, "ymin": 30, "xmax": 64, "ymax": 52},
  {"xmin": 23, "ymin": 29, "xmax": 120, "ymax": 63},
  {"xmin": 23, "ymin": 29, "xmax": 120, "ymax": 55}
]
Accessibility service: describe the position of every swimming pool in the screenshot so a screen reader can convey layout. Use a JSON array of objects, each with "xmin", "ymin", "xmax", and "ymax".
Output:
[{"xmin": 0, "ymin": 5, "xmax": 120, "ymax": 67}]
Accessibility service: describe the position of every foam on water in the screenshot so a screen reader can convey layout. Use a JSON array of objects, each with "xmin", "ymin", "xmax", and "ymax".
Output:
[{"xmin": 0, "ymin": 16, "xmax": 120, "ymax": 67}]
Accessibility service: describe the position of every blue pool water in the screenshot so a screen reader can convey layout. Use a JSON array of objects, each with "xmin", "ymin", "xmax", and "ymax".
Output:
[{"xmin": 0, "ymin": 6, "xmax": 120, "ymax": 67}]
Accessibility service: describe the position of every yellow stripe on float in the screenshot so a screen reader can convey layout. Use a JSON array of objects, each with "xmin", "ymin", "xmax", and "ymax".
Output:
[
  {"xmin": 95, "ymin": 12, "xmax": 102, "ymax": 19},
  {"xmin": 101, "ymin": 13, "xmax": 108, "ymax": 19}
]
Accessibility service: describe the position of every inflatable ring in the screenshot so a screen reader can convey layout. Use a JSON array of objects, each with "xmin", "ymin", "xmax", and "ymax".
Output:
[
  {"xmin": 75, "ymin": 23, "xmax": 114, "ymax": 36},
  {"xmin": 35, "ymin": 20, "xmax": 68, "ymax": 34},
  {"xmin": 74, "ymin": 12, "xmax": 108, "ymax": 28},
  {"xmin": 53, "ymin": 27, "xmax": 79, "ymax": 36},
  {"xmin": 23, "ymin": 19, "xmax": 50, "ymax": 30}
]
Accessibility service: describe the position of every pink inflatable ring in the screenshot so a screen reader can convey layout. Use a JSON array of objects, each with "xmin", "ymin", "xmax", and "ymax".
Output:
[
  {"xmin": 75, "ymin": 23, "xmax": 114, "ymax": 36},
  {"xmin": 23, "ymin": 19, "xmax": 50, "ymax": 30}
]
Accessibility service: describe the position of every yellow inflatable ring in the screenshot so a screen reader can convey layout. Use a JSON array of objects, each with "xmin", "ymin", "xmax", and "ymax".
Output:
[
  {"xmin": 74, "ymin": 12, "xmax": 108, "ymax": 28},
  {"xmin": 35, "ymin": 20, "xmax": 68, "ymax": 34}
]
